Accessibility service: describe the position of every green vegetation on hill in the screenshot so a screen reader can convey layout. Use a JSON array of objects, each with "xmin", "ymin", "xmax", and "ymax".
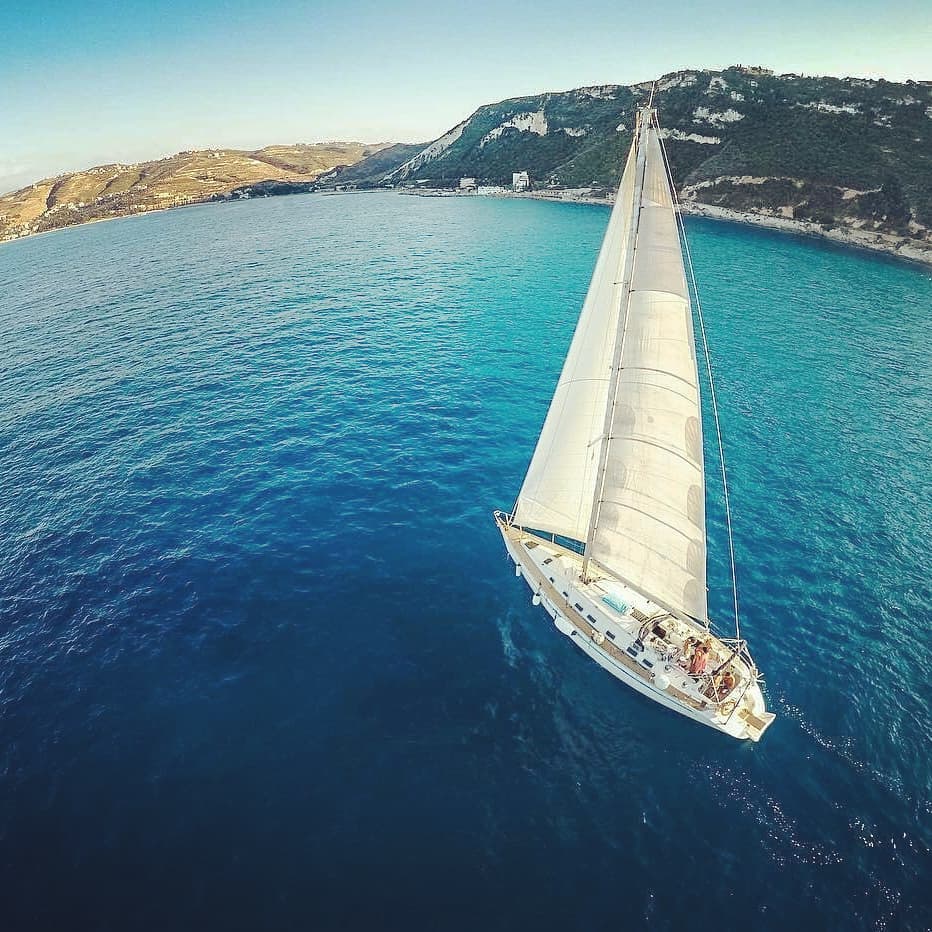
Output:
[
  {"xmin": 348, "ymin": 67, "xmax": 931, "ymax": 241},
  {"xmin": 4, "ymin": 67, "xmax": 930, "ymax": 247}
]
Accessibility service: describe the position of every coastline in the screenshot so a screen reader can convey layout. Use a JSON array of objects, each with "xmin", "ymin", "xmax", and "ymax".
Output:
[
  {"xmin": 0, "ymin": 197, "xmax": 216, "ymax": 249},
  {"xmin": 4, "ymin": 187, "xmax": 931, "ymax": 269},
  {"xmin": 679, "ymin": 201, "xmax": 932, "ymax": 268},
  {"xmin": 500, "ymin": 190, "xmax": 932, "ymax": 268}
]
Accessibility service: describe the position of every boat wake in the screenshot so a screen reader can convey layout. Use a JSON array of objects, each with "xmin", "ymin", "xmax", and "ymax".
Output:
[
  {"xmin": 775, "ymin": 694, "xmax": 931, "ymax": 820},
  {"xmin": 494, "ymin": 608, "xmax": 521, "ymax": 669}
]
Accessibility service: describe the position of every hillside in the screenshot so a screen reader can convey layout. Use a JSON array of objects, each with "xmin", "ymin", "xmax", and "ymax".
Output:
[
  {"xmin": 350, "ymin": 67, "xmax": 932, "ymax": 249},
  {"xmin": 318, "ymin": 142, "xmax": 427, "ymax": 186},
  {"xmin": 0, "ymin": 142, "xmax": 384, "ymax": 242},
  {"xmin": 5, "ymin": 67, "xmax": 930, "ymax": 255}
]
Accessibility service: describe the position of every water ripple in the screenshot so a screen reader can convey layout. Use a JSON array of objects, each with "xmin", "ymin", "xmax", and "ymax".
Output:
[{"xmin": 0, "ymin": 194, "xmax": 929, "ymax": 931}]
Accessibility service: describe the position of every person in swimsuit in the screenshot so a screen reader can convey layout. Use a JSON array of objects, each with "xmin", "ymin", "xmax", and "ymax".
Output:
[{"xmin": 688, "ymin": 643, "xmax": 709, "ymax": 676}]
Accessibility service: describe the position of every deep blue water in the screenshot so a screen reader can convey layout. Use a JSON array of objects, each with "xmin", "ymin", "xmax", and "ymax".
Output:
[{"xmin": 0, "ymin": 192, "xmax": 929, "ymax": 931}]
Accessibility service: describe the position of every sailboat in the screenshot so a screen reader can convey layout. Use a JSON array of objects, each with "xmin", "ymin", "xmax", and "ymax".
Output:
[{"xmin": 494, "ymin": 104, "xmax": 775, "ymax": 741}]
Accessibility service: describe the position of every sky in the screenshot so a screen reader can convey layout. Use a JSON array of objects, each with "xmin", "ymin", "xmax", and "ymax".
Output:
[{"xmin": 2, "ymin": 0, "xmax": 930, "ymax": 193}]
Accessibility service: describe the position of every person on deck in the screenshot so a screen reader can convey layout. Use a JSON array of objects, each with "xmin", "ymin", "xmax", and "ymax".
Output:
[
  {"xmin": 679, "ymin": 636, "xmax": 698, "ymax": 668},
  {"xmin": 689, "ymin": 643, "xmax": 709, "ymax": 676},
  {"xmin": 714, "ymin": 668, "xmax": 737, "ymax": 699}
]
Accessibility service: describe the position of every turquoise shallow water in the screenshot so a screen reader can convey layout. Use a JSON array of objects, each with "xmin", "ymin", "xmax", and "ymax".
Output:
[{"xmin": 0, "ymin": 192, "xmax": 929, "ymax": 930}]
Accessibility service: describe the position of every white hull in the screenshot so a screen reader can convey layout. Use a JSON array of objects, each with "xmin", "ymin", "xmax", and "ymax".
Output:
[{"xmin": 496, "ymin": 515, "xmax": 775, "ymax": 741}]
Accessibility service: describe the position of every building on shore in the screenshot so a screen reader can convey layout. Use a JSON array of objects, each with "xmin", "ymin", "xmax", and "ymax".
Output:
[
  {"xmin": 512, "ymin": 171, "xmax": 530, "ymax": 192},
  {"xmin": 459, "ymin": 177, "xmax": 477, "ymax": 192}
]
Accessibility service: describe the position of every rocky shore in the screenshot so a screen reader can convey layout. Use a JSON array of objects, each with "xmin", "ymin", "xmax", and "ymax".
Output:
[
  {"xmin": 678, "ymin": 201, "xmax": 932, "ymax": 267},
  {"xmin": 499, "ymin": 190, "xmax": 932, "ymax": 268}
]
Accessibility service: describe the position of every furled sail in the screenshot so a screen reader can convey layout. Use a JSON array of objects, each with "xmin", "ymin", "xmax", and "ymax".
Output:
[
  {"xmin": 515, "ymin": 110, "xmax": 708, "ymax": 624},
  {"xmin": 512, "ymin": 143, "xmax": 637, "ymax": 542}
]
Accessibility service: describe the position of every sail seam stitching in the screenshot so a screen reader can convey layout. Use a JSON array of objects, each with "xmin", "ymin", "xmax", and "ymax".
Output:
[
  {"xmin": 597, "ymin": 501, "xmax": 701, "ymax": 543},
  {"xmin": 605, "ymin": 434, "xmax": 702, "ymax": 468}
]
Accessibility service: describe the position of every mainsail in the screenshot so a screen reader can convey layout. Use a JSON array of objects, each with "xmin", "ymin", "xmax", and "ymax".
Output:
[{"xmin": 513, "ymin": 109, "xmax": 708, "ymax": 624}]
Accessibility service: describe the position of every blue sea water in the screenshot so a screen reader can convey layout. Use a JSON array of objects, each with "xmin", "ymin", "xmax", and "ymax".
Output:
[{"xmin": 0, "ymin": 192, "xmax": 929, "ymax": 931}]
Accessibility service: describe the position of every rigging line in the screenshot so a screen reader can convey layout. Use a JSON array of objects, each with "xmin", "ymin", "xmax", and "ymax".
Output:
[{"xmin": 656, "ymin": 123, "xmax": 742, "ymax": 644}]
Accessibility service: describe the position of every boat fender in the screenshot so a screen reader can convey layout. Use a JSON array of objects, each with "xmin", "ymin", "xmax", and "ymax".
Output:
[
  {"xmin": 554, "ymin": 616, "xmax": 575, "ymax": 637},
  {"xmin": 592, "ymin": 631, "xmax": 605, "ymax": 645},
  {"xmin": 532, "ymin": 592, "xmax": 541, "ymax": 606},
  {"xmin": 515, "ymin": 565, "xmax": 522, "ymax": 578}
]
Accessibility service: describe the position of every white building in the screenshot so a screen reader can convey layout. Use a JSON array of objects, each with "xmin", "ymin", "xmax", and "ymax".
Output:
[
  {"xmin": 512, "ymin": 171, "xmax": 530, "ymax": 192},
  {"xmin": 459, "ymin": 177, "xmax": 477, "ymax": 191}
]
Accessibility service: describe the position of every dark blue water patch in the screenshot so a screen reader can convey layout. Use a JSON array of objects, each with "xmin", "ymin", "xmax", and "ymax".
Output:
[{"xmin": 0, "ymin": 192, "xmax": 929, "ymax": 931}]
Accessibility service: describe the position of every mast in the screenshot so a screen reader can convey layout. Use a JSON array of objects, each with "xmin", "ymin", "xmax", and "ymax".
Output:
[{"xmin": 581, "ymin": 107, "xmax": 651, "ymax": 582}]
